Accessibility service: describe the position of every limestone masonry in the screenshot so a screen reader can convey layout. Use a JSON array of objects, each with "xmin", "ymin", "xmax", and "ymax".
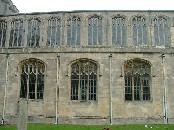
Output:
[{"xmin": 0, "ymin": 0, "xmax": 174, "ymax": 124}]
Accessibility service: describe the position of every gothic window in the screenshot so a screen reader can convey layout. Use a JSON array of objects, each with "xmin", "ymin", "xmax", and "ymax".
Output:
[
  {"xmin": 88, "ymin": 15, "xmax": 102, "ymax": 45},
  {"xmin": 0, "ymin": 20, "xmax": 7, "ymax": 47},
  {"xmin": 132, "ymin": 16, "xmax": 147, "ymax": 46},
  {"xmin": 47, "ymin": 17, "xmax": 61, "ymax": 46},
  {"xmin": 124, "ymin": 59, "xmax": 151, "ymax": 101},
  {"xmin": 67, "ymin": 16, "xmax": 80, "ymax": 46},
  {"xmin": 71, "ymin": 60, "xmax": 97, "ymax": 101},
  {"xmin": 9, "ymin": 19, "xmax": 23, "ymax": 47},
  {"xmin": 153, "ymin": 17, "xmax": 170, "ymax": 47},
  {"xmin": 27, "ymin": 18, "xmax": 41, "ymax": 47},
  {"xmin": 20, "ymin": 59, "xmax": 45, "ymax": 100},
  {"xmin": 112, "ymin": 16, "xmax": 126, "ymax": 46}
]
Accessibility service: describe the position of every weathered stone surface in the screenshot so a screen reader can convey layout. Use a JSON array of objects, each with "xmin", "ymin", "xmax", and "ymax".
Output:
[
  {"xmin": 0, "ymin": 1, "xmax": 174, "ymax": 125},
  {"xmin": 17, "ymin": 99, "xmax": 27, "ymax": 130}
]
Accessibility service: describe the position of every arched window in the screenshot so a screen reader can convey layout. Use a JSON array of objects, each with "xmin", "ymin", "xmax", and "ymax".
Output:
[
  {"xmin": 132, "ymin": 16, "xmax": 147, "ymax": 46},
  {"xmin": 88, "ymin": 15, "xmax": 102, "ymax": 45},
  {"xmin": 0, "ymin": 20, "xmax": 7, "ymax": 47},
  {"xmin": 67, "ymin": 16, "xmax": 81, "ymax": 46},
  {"xmin": 71, "ymin": 59, "xmax": 97, "ymax": 101},
  {"xmin": 124, "ymin": 59, "xmax": 151, "ymax": 101},
  {"xmin": 27, "ymin": 18, "xmax": 41, "ymax": 47},
  {"xmin": 47, "ymin": 17, "xmax": 61, "ymax": 46},
  {"xmin": 9, "ymin": 19, "xmax": 23, "ymax": 47},
  {"xmin": 112, "ymin": 16, "xmax": 126, "ymax": 46},
  {"xmin": 153, "ymin": 16, "xmax": 170, "ymax": 47},
  {"xmin": 20, "ymin": 58, "xmax": 45, "ymax": 99}
]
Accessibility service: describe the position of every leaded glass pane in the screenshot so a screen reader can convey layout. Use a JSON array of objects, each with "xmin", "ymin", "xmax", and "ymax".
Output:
[
  {"xmin": 71, "ymin": 60, "xmax": 97, "ymax": 101},
  {"xmin": 132, "ymin": 17, "xmax": 147, "ymax": 46},
  {"xmin": 9, "ymin": 20, "xmax": 23, "ymax": 47},
  {"xmin": 67, "ymin": 17, "xmax": 81, "ymax": 46},
  {"xmin": 20, "ymin": 59, "xmax": 45, "ymax": 100},
  {"xmin": 0, "ymin": 20, "xmax": 7, "ymax": 47},
  {"xmin": 124, "ymin": 59, "xmax": 151, "ymax": 101},
  {"xmin": 27, "ymin": 19, "xmax": 40, "ymax": 47},
  {"xmin": 112, "ymin": 17, "xmax": 126, "ymax": 46},
  {"xmin": 153, "ymin": 17, "xmax": 170, "ymax": 47},
  {"xmin": 88, "ymin": 16, "xmax": 102, "ymax": 45}
]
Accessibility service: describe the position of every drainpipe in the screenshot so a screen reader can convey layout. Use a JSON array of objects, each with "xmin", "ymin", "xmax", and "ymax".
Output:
[
  {"xmin": 55, "ymin": 54, "xmax": 60, "ymax": 124},
  {"xmin": 161, "ymin": 53, "xmax": 168, "ymax": 124},
  {"xmin": 2, "ymin": 54, "xmax": 9, "ymax": 125},
  {"xmin": 109, "ymin": 54, "xmax": 112, "ymax": 125}
]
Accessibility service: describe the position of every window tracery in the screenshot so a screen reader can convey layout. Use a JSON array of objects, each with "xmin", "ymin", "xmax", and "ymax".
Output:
[
  {"xmin": 20, "ymin": 58, "xmax": 45, "ymax": 100},
  {"xmin": 47, "ymin": 17, "xmax": 61, "ymax": 46},
  {"xmin": 124, "ymin": 59, "xmax": 151, "ymax": 101},
  {"xmin": 9, "ymin": 19, "xmax": 23, "ymax": 47},
  {"xmin": 0, "ymin": 20, "xmax": 7, "ymax": 47},
  {"xmin": 153, "ymin": 16, "xmax": 170, "ymax": 47},
  {"xmin": 71, "ymin": 60, "xmax": 97, "ymax": 101},
  {"xmin": 88, "ymin": 15, "xmax": 102, "ymax": 45},
  {"xmin": 27, "ymin": 18, "xmax": 41, "ymax": 47},
  {"xmin": 112, "ymin": 16, "xmax": 126, "ymax": 46},
  {"xmin": 132, "ymin": 16, "xmax": 147, "ymax": 46},
  {"xmin": 67, "ymin": 16, "xmax": 81, "ymax": 46}
]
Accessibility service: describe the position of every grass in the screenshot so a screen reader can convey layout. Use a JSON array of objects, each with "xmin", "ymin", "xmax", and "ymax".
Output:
[{"xmin": 0, "ymin": 124, "xmax": 174, "ymax": 130}]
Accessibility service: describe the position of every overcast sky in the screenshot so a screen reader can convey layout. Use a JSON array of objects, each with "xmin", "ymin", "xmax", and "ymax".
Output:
[{"xmin": 12, "ymin": 0, "xmax": 174, "ymax": 13}]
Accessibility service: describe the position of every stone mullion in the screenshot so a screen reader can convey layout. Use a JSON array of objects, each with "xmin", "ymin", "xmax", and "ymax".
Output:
[
  {"xmin": 5, "ymin": 20, "xmax": 10, "ymax": 47},
  {"xmin": 131, "ymin": 63, "xmax": 134, "ymax": 101},
  {"xmin": 78, "ymin": 64, "xmax": 80, "ymax": 101},
  {"xmin": 35, "ymin": 65, "xmax": 38, "ymax": 99},
  {"xmin": 127, "ymin": 17, "xmax": 133, "ymax": 47},
  {"xmin": 27, "ymin": 66, "xmax": 29, "ymax": 100},
  {"xmin": 87, "ymin": 64, "xmax": 89, "ymax": 101},
  {"xmin": 23, "ymin": 16, "xmax": 28, "ymax": 47}
]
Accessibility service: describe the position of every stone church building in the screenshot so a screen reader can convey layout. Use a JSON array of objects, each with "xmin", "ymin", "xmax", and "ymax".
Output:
[{"xmin": 1, "ymin": 0, "xmax": 174, "ymax": 125}]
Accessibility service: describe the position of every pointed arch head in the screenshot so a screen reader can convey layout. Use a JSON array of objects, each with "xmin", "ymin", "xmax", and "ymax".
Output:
[
  {"xmin": 70, "ymin": 58, "xmax": 99, "ymax": 67},
  {"xmin": 67, "ymin": 58, "xmax": 101, "ymax": 76},
  {"xmin": 19, "ymin": 58, "xmax": 46, "ymax": 72},
  {"xmin": 123, "ymin": 58, "xmax": 151, "ymax": 75},
  {"xmin": 124, "ymin": 58, "xmax": 151, "ymax": 68}
]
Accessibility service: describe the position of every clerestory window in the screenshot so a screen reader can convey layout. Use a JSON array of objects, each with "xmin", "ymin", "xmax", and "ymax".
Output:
[
  {"xmin": 20, "ymin": 58, "xmax": 45, "ymax": 100},
  {"xmin": 112, "ymin": 16, "xmax": 126, "ymax": 46},
  {"xmin": 132, "ymin": 16, "xmax": 147, "ymax": 46},
  {"xmin": 27, "ymin": 18, "xmax": 41, "ymax": 47},
  {"xmin": 47, "ymin": 17, "xmax": 61, "ymax": 46},
  {"xmin": 153, "ymin": 17, "xmax": 170, "ymax": 47},
  {"xmin": 9, "ymin": 19, "xmax": 23, "ymax": 47},
  {"xmin": 0, "ymin": 20, "xmax": 7, "ymax": 47},
  {"xmin": 124, "ymin": 59, "xmax": 151, "ymax": 101},
  {"xmin": 88, "ymin": 15, "xmax": 102, "ymax": 45},
  {"xmin": 71, "ymin": 59, "xmax": 97, "ymax": 101},
  {"xmin": 67, "ymin": 16, "xmax": 81, "ymax": 46}
]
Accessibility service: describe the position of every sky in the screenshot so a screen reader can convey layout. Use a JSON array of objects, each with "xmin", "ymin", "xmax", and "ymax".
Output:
[{"xmin": 12, "ymin": 0, "xmax": 174, "ymax": 13}]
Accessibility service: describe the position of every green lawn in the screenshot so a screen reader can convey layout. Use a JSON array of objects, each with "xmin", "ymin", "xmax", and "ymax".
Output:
[{"xmin": 0, "ymin": 124, "xmax": 174, "ymax": 130}]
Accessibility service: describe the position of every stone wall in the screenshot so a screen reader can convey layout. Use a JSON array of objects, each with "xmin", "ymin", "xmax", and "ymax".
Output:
[
  {"xmin": 0, "ymin": 11, "xmax": 174, "ymax": 124},
  {"xmin": 0, "ymin": 0, "xmax": 19, "ymax": 15}
]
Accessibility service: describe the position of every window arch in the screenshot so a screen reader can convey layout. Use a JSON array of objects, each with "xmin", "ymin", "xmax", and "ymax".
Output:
[
  {"xmin": 47, "ymin": 17, "xmax": 61, "ymax": 46},
  {"xmin": 67, "ymin": 16, "xmax": 81, "ymax": 46},
  {"xmin": 71, "ymin": 59, "xmax": 97, "ymax": 101},
  {"xmin": 153, "ymin": 16, "xmax": 170, "ymax": 47},
  {"xmin": 0, "ymin": 20, "xmax": 7, "ymax": 47},
  {"xmin": 132, "ymin": 16, "xmax": 147, "ymax": 46},
  {"xmin": 9, "ymin": 19, "xmax": 23, "ymax": 47},
  {"xmin": 88, "ymin": 15, "xmax": 102, "ymax": 45},
  {"xmin": 124, "ymin": 58, "xmax": 151, "ymax": 101},
  {"xmin": 20, "ymin": 58, "xmax": 45, "ymax": 100},
  {"xmin": 112, "ymin": 16, "xmax": 126, "ymax": 46},
  {"xmin": 27, "ymin": 18, "xmax": 41, "ymax": 47}
]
